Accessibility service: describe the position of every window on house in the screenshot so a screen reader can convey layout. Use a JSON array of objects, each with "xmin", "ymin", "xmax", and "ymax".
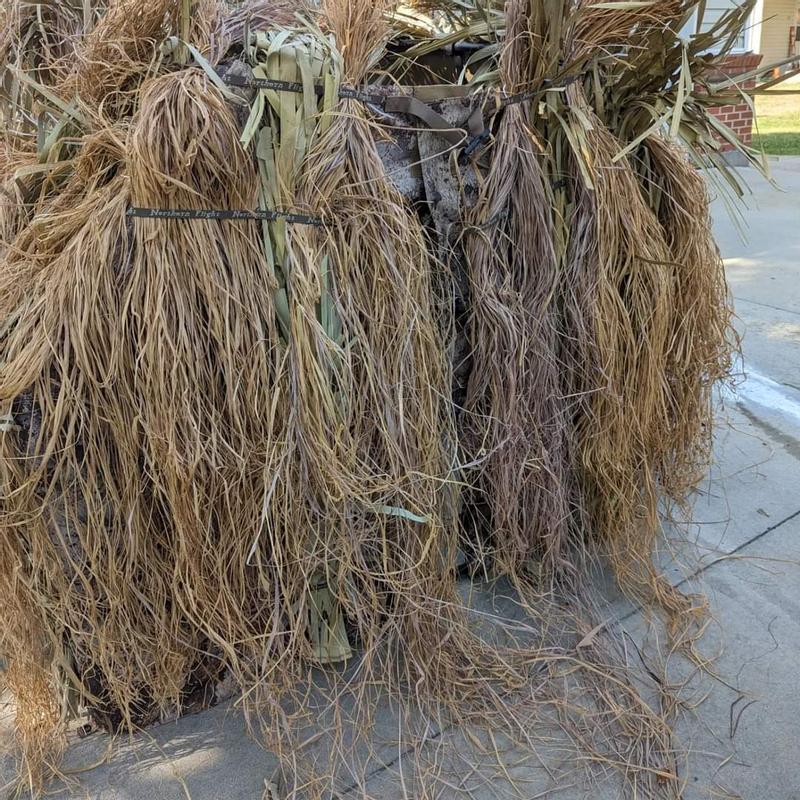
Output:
[{"xmin": 695, "ymin": 1, "xmax": 750, "ymax": 51}]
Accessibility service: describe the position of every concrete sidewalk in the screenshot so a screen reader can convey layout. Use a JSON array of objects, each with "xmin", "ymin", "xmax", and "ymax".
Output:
[
  {"xmin": 677, "ymin": 156, "xmax": 800, "ymax": 799},
  {"xmin": 2, "ymin": 159, "xmax": 799, "ymax": 800}
]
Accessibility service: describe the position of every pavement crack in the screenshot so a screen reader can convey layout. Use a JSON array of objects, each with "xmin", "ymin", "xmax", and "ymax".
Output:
[
  {"xmin": 691, "ymin": 505, "xmax": 800, "ymax": 570},
  {"xmin": 735, "ymin": 296, "xmax": 800, "ymax": 318},
  {"xmin": 619, "ymin": 507, "xmax": 800, "ymax": 625}
]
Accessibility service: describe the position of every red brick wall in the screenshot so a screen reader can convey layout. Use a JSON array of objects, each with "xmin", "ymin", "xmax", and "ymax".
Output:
[{"xmin": 707, "ymin": 53, "xmax": 764, "ymax": 150}]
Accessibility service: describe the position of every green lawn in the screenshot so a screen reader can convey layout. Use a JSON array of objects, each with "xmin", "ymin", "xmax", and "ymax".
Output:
[{"xmin": 752, "ymin": 87, "xmax": 800, "ymax": 156}]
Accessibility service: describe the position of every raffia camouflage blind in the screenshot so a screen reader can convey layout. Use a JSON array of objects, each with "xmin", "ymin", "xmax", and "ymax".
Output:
[{"xmin": 0, "ymin": 0, "xmax": 787, "ymax": 797}]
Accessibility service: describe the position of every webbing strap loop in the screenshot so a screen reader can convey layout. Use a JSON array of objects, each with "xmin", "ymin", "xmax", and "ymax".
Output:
[{"xmin": 383, "ymin": 95, "xmax": 468, "ymax": 148}]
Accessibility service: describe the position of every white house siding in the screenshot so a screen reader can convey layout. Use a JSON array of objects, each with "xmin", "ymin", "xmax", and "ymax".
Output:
[{"xmin": 759, "ymin": 0, "xmax": 799, "ymax": 65}]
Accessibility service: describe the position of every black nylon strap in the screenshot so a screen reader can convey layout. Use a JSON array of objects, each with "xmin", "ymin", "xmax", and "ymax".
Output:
[
  {"xmin": 225, "ymin": 72, "xmax": 582, "ymax": 111},
  {"xmin": 498, "ymin": 75, "xmax": 582, "ymax": 109},
  {"xmin": 224, "ymin": 74, "xmax": 386, "ymax": 106},
  {"xmin": 337, "ymin": 86, "xmax": 388, "ymax": 104},
  {"xmin": 225, "ymin": 74, "xmax": 315, "ymax": 94},
  {"xmin": 126, "ymin": 207, "xmax": 325, "ymax": 226}
]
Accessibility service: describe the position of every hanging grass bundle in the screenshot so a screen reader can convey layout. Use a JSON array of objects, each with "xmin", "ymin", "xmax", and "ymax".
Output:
[
  {"xmin": 460, "ymin": 0, "xmax": 573, "ymax": 578},
  {"xmin": 0, "ymin": 0, "xmax": 784, "ymax": 796},
  {"xmin": 643, "ymin": 135, "xmax": 736, "ymax": 500}
]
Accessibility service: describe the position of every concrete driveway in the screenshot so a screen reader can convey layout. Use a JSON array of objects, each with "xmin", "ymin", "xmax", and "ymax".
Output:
[{"xmin": 2, "ymin": 159, "xmax": 799, "ymax": 800}]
